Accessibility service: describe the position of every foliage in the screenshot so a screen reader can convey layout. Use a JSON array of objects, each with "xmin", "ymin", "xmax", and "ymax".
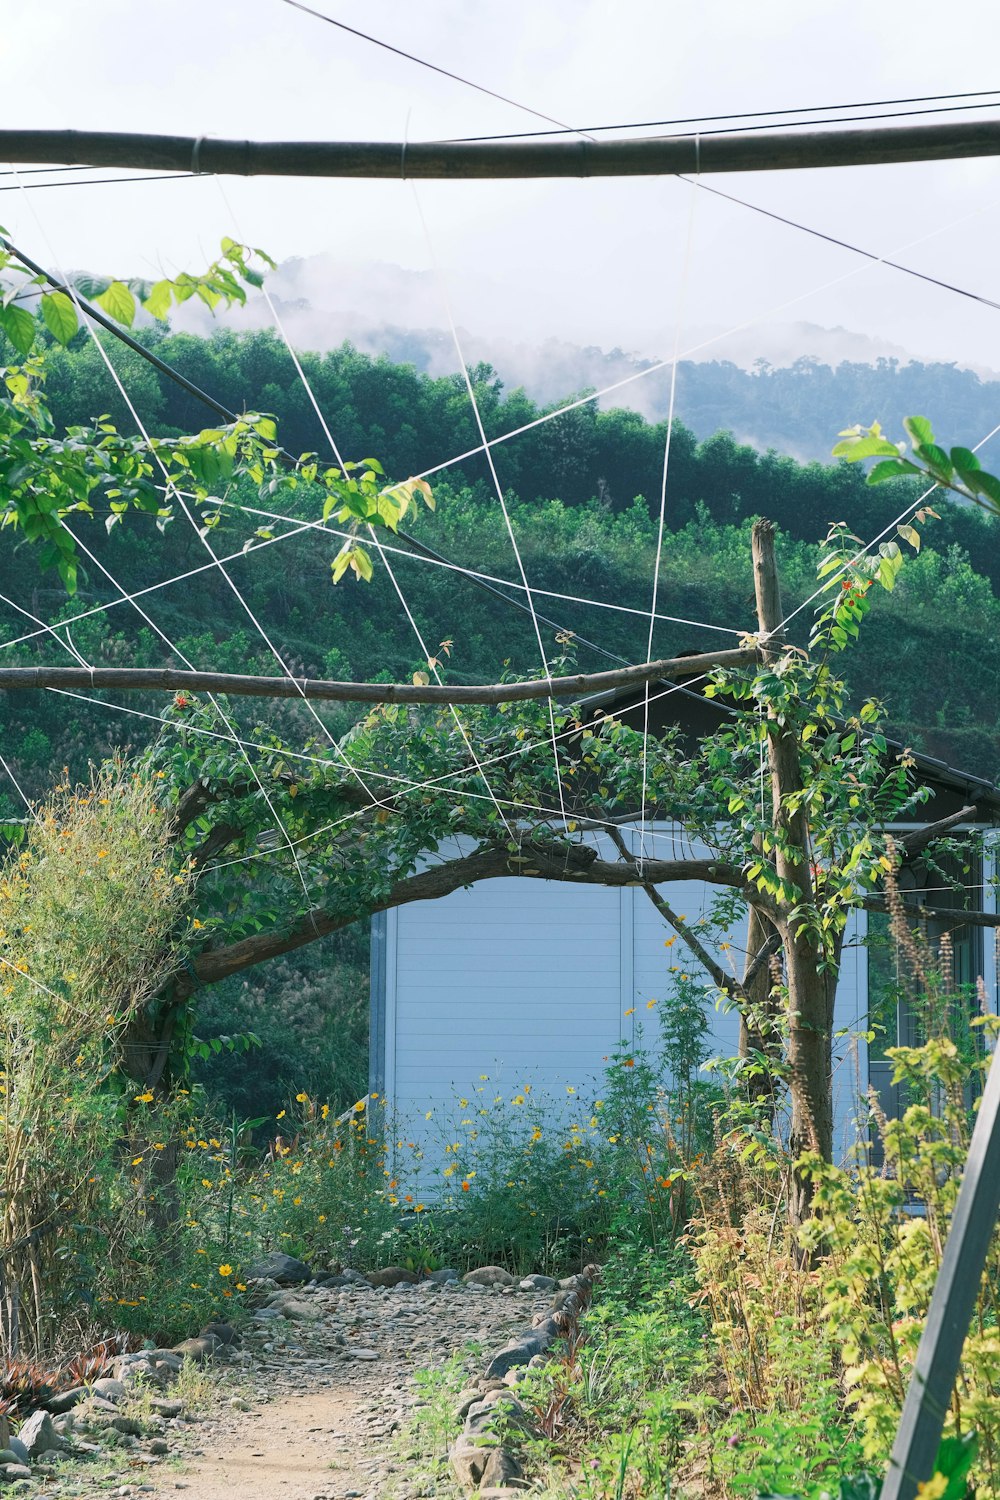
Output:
[
  {"xmin": 0, "ymin": 762, "xmax": 190, "ymax": 1353},
  {"xmin": 0, "ymin": 241, "xmax": 434, "ymax": 593}
]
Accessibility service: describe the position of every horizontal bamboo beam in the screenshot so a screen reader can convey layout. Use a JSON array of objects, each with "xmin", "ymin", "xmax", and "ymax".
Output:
[
  {"xmin": 0, "ymin": 647, "xmax": 756, "ymax": 706},
  {"xmin": 3, "ymin": 120, "xmax": 1000, "ymax": 179}
]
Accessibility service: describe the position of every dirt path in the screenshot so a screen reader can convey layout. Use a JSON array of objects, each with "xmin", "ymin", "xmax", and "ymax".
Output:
[{"xmin": 140, "ymin": 1278, "xmax": 550, "ymax": 1500}]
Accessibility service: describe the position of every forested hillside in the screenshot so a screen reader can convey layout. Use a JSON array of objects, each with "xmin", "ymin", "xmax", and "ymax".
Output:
[{"xmin": 5, "ymin": 325, "xmax": 1000, "ymax": 1116}]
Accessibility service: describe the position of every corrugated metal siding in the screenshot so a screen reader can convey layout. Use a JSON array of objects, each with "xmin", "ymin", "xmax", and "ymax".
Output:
[
  {"xmin": 389, "ymin": 874, "xmax": 629, "ymax": 1116},
  {"xmin": 379, "ymin": 825, "xmax": 869, "ymax": 1163}
]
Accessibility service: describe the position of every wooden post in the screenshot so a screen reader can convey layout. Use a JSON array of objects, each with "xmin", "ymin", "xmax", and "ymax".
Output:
[{"xmin": 882, "ymin": 1041, "xmax": 1000, "ymax": 1500}]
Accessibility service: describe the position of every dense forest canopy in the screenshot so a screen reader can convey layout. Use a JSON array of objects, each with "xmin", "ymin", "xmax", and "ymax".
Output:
[{"xmin": 6, "ymin": 325, "xmax": 1000, "ymax": 798}]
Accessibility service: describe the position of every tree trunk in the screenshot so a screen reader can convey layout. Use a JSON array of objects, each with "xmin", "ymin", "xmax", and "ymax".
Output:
[
  {"xmin": 738, "ymin": 905, "xmax": 783, "ymax": 1116},
  {"xmin": 752, "ymin": 519, "xmax": 835, "ymax": 1222},
  {"xmin": 784, "ymin": 935, "xmax": 842, "ymax": 1224}
]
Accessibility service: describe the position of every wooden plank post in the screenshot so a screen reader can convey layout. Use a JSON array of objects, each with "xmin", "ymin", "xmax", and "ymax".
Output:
[{"xmin": 882, "ymin": 1040, "xmax": 1000, "ymax": 1500}]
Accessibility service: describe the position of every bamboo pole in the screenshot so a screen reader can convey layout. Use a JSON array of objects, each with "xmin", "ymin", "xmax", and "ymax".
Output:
[{"xmin": 2, "ymin": 119, "xmax": 1000, "ymax": 179}]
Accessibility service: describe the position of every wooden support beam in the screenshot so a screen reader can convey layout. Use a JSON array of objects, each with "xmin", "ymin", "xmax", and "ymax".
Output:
[{"xmin": 0, "ymin": 647, "xmax": 757, "ymax": 707}]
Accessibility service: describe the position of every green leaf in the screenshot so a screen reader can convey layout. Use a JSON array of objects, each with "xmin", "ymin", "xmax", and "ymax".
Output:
[
  {"xmin": 832, "ymin": 435, "xmax": 901, "ymax": 462},
  {"xmin": 0, "ymin": 302, "xmax": 36, "ymax": 355},
  {"xmin": 933, "ymin": 1432, "xmax": 977, "ymax": 1500},
  {"xmin": 867, "ymin": 458, "xmax": 920, "ymax": 485},
  {"xmin": 95, "ymin": 280, "xmax": 137, "ymax": 327},
  {"xmin": 39, "ymin": 290, "xmax": 78, "ymax": 345},
  {"xmin": 950, "ymin": 445, "xmax": 981, "ymax": 473},
  {"xmin": 903, "ymin": 415, "xmax": 935, "ymax": 446},
  {"xmin": 143, "ymin": 279, "xmax": 173, "ymax": 321},
  {"xmin": 72, "ymin": 273, "xmax": 111, "ymax": 300},
  {"xmin": 913, "ymin": 442, "xmax": 953, "ymax": 479}
]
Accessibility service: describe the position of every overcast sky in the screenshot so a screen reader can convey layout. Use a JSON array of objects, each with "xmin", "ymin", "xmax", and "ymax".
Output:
[{"xmin": 3, "ymin": 1, "xmax": 1000, "ymax": 378}]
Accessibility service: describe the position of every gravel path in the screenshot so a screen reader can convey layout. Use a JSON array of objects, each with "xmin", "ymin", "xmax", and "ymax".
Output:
[{"xmin": 139, "ymin": 1278, "xmax": 551, "ymax": 1500}]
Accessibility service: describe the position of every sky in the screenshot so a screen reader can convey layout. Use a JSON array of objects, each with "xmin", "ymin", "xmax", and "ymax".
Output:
[{"xmin": 2, "ymin": 0, "xmax": 1000, "ymax": 395}]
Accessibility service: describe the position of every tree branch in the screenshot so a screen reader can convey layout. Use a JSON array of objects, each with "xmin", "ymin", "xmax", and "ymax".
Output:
[
  {"xmin": 861, "ymin": 895, "xmax": 1000, "ymax": 928},
  {"xmin": 0, "ymin": 646, "xmax": 758, "ymax": 707},
  {"xmin": 186, "ymin": 843, "xmax": 753, "ymax": 989},
  {"xmin": 896, "ymin": 805, "xmax": 979, "ymax": 859}
]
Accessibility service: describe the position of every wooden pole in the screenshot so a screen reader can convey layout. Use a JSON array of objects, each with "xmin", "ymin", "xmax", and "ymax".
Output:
[
  {"xmin": 0, "ymin": 646, "xmax": 756, "ymax": 707},
  {"xmin": 3, "ymin": 120, "xmax": 1000, "ymax": 179},
  {"xmin": 882, "ymin": 1042, "xmax": 1000, "ymax": 1500}
]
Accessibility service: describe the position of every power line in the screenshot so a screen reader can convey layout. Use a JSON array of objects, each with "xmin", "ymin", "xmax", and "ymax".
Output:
[
  {"xmin": 450, "ymin": 88, "xmax": 1000, "ymax": 142},
  {"xmin": 682, "ymin": 177, "xmax": 1000, "ymax": 315},
  {"xmin": 452, "ymin": 97, "xmax": 1000, "ymax": 146},
  {"xmin": 278, "ymin": 0, "xmax": 592, "ymax": 140},
  {"xmin": 0, "ymin": 172, "xmax": 194, "ymax": 194}
]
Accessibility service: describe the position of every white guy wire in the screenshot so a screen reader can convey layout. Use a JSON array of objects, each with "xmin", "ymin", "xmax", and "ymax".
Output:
[
  {"xmin": 406, "ymin": 195, "xmax": 1000, "ymax": 491},
  {"xmin": 0, "ymin": 750, "xmax": 38, "ymax": 823},
  {"xmin": 639, "ymin": 178, "xmax": 699, "ymax": 873},
  {"xmin": 412, "ymin": 182, "xmax": 569, "ymax": 824},
  {"xmin": 778, "ymin": 414, "xmax": 1000, "ymax": 635},
  {"xmin": 214, "ymin": 182, "xmax": 516, "ymax": 839},
  {"xmin": 0, "ymin": 502, "xmax": 744, "ymax": 656},
  {"xmin": 42, "ymin": 667, "xmax": 720, "ymax": 859},
  {"xmin": 11, "ymin": 168, "xmax": 334, "ymax": 917}
]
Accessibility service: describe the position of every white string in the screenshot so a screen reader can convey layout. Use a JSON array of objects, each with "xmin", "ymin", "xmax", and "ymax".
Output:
[
  {"xmin": 638, "ymin": 178, "xmax": 699, "ymax": 874},
  {"xmin": 778, "ymin": 414, "xmax": 1000, "ymax": 635},
  {"xmin": 0, "ymin": 751, "xmax": 39, "ymax": 823},
  {"xmin": 406, "ymin": 196, "xmax": 1000, "ymax": 489},
  {"xmin": 214, "ymin": 182, "xmax": 516, "ymax": 839},
  {"xmin": 0, "ymin": 503, "xmax": 743, "ymax": 655},
  {"xmin": 412, "ymin": 182, "xmax": 569, "ymax": 825},
  {"xmin": 10, "ymin": 168, "xmax": 329, "ymax": 919},
  {"xmin": 42, "ymin": 668, "xmax": 723, "ymax": 862},
  {"xmin": 0, "ymin": 589, "xmax": 91, "ymax": 666}
]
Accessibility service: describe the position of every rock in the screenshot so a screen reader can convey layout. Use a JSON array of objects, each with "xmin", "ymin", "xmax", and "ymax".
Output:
[
  {"xmin": 464, "ymin": 1267, "xmax": 515, "ymax": 1288},
  {"xmin": 5, "ymin": 1437, "xmax": 29, "ymax": 1466},
  {"xmin": 150, "ymin": 1399, "xmax": 183, "ymax": 1419},
  {"xmin": 449, "ymin": 1435, "xmax": 491, "ymax": 1489},
  {"xmin": 149, "ymin": 1438, "xmax": 170, "ymax": 1455},
  {"xmin": 347, "ymin": 1348, "xmax": 379, "ymax": 1361},
  {"xmin": 366, "ymin": 1267, "xmax": 419, "ymax": 1288},
  {"xmin": 0, "ymin": 1449, "xmax": 24, "ymax": 1465},
  {"xmin": 172, "ymin": 1335, "xmax": 220, "ymax": 1364},
  {"xmin": 0, "ymin": 1464, "xmax": 32, "ymax": 1481},
  {"xmin": 425, "ymin": 1267, "xmax": 460, "ymax": 1284},
  {"xmin": 335, "ymin": 1268, "xmax": 371, "ymax": 1287},
  {"xmin": 452, "ymin": 1387, "xmax": 484, "ymax": 1421},
  {"xmin": 92, "ymin": 1378, "xmax": 127, "ymax": 1404},
  {"xmin": 485, "ymin": 1338, "xmax": 544, "ymax": 1379},
  {"xmin": 46, "ymin": 1386, "xmax": 86, "ymax": 1414},
  {"xmin": 557, "ymin": 1275, "xmax": 580, "ymax": 1289},
  {"xmin": 112, "ymin": 1413, "xmax": 145, "ymax": 1436},
  {"xmin": 479, "ymin": 1490, "xmax": 529, "ymax": 1498},
  {"xmin": 244, "ymin": 1251, "xmax": 312, "ymax": 1286},
  {"xmin": 313, "ymin": 1273, "xmax": 350, "ymax": 1287},
  {"xmin": 18, "ymin": 1409, "xmax": 66, "ymax": 1458},
  {"xmin": 273, "ymin": 1296, "xmax": 324, "ymax": 1322},
  {"xmin": 151, "ymin": 1351, "xmax": 184, "ymax": 1372},
  {"xmin": 200, "ymin": 1321, "xmax": 239, "ymax": 1346},
  {"xmin": 519, "ymin": 1274, "xmax": 557, "ymax": 1291},
  {"xmin": 481, "ymin": 1448, "xmax": 523, "ymax": 1488}
]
